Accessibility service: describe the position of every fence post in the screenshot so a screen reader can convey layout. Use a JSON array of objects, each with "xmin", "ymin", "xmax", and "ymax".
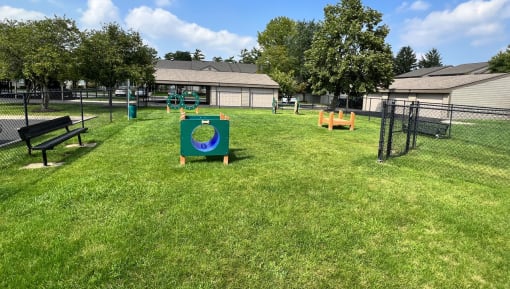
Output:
[
  {"xmin": 385, "ymin": 100, "xmax": 397, "ymax": 158},
  {"xmin": 406, "ymin": 101, "xmax": 418, "ymax": 153},
  {"xmin": 377, "ymin": 100, "xmax": 388, "ymax": 162},
  {"xmin": 23, "ymin": 93, "xmax": 29, "ymax": 126},
  {"xmin": 80, "ymin": 89, "xmax": 85, "ymax": 128},
  {"xmin": 448, "ymin": 104, "xmax": 453, "ymax": 138}
]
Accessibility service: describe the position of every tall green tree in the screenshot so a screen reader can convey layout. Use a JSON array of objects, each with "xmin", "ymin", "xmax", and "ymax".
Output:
[
  {"xmin": 418, "ymin": 48, "xmax": 443, "ymax": 68},
  {"xmin": 238, "ymin": 47, "xmax": 260, "ymax": 64},
  {"xmin": 1, "ymin": 17, "xmax": 82, "ymax": 110},
  {"xmin": 270, "ymin": 69, "xmax": 297, "ymax": 98},
  {"xmin": 488, "ymin": 45, "xmax": 510, "ymax": 72},
  {"xmin": 257, "ymin": 16, "xmax": 297, "ymax": 74},
  {"xmin": 394, "ymin": 46, "xmax": 417, "ymax": 75},
  {"xmin": 77, "ymin": 23, "xmax": 157, "ymax": 120},
  {"xmin": 306, "ymin": 0, "xmax": 394, "ymax": 109},
  {"xmin": 288, "ymin": 20, "xmax": 320, "ymax": 96},
  {"xmin": 0, "ymin": 20, "xmax": 27, "ymax": 82},
  {"xmin": 192, "ymin": 49, "xmax": 205, "ymax": 61}
]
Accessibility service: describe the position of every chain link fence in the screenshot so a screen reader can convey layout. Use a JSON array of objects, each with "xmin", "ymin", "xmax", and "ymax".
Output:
[
  {"xmin": 378, "ymin": 100, "xmax": 510, "ymax": 186},
  {"xmin": 0, "ymin": 89, "xmax": 118, "ymax": 167}
]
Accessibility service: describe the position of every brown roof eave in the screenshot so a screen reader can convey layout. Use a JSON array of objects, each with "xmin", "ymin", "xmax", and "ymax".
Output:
[
  {"xmin": 156, "ymin": 80, "xmax": 279, "ymax": 89},
  {"xmin": 379, "ymin": 88, "xmax": 452, "ymax": 94}
]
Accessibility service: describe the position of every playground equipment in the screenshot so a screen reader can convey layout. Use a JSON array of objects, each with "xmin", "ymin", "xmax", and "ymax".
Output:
[
  {"xmin": 167, "ymin": 91, "xmax": 201, "ymax": 113},
  {"xmin": 179, "ymin": 112, "xmax": 230, "ymax": 165},
  {"xmin": 318, "ymin": 110, "xmax": 356, "ymax": 131}
]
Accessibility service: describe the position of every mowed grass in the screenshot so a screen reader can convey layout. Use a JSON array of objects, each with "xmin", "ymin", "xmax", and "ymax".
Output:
[{"xmin": 0, "ymin": 105, "xmax": 508, "ymax": 288}]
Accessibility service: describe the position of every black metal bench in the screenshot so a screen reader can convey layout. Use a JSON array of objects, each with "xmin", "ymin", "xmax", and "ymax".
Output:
[{"xmin": 17, "ymin": 116, "xmax": 88, "ymax": 166}]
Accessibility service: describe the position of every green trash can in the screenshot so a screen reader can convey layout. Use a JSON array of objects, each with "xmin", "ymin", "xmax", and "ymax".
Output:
[{"xmin": 128, "ymin": 104, "xmax": 137, "ymax": 118}]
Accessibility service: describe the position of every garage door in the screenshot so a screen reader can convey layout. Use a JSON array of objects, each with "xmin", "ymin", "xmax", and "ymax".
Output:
[
  {"xmin": 218, "ymin": 88, "xmax": 241, "ymax": 107},
  {"xmin": 251, "ymin": 92, "xmax": 274, "ymax": 108}
]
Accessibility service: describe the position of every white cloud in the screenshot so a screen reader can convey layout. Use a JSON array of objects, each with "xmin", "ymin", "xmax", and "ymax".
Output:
[
  {"xmin": 155, "ymin": 0, "xmax": 172, "ymax": 7},
  {"xmin": 410, "ymin": 1, "xmax": 430, "ymax": 11},
  {"xmin": 125, "ymin": 6, "xmax": 256, "ymax": 58},
  {"xmin": 0, "ymin": 5, "xmax": 46, "ymax": 21},
  {"xmin": 80, "ymin": 0, "xmax": 120, "ymax": 29},
  {"xmin": 401, "ymin": 0, "xmax": 510, "ymax": 48},
  {"xmin": 398, "ymin": 1, "xmax": 430, "ymax": 12}
]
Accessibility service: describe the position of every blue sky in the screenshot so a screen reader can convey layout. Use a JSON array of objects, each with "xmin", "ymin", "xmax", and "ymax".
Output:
[{"xmin": 1, "ymin": 0, "xmax": 509, "ymax": 65}]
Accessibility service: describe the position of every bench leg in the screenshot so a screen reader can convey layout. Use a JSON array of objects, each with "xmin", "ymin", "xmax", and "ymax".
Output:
[
  {"xmin": 42, "ymin": 150, "xmax": 48, "ymax": 166},
  {"xmin": 77, "ymin": 134, "xmax": 83, "ymax": 146}
]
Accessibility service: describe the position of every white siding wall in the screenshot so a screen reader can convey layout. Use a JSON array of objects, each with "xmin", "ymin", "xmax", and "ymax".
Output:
[
  {"xmin": 415, "ymin": 93, "xmax": 448, "ymax": 104},
  {"xmin": 241, "ymin": 88, "xmax": 250, "ymax": 107},
  {"xmin": 251, "ymin": 88, "xmax": 275, "ymax": 107},
  {"xmin": 218, "ymin": 87, "xmax": 242, "ymax": 106},
  {"xmin": 363, "ymin": 93, "xmax": 385, "ymax": 112},
  {"xmin": 209, "ymin": 86, "xmax": 275, "ymax": 108},
  {"xmin": 451, "ymin": 76, "xmax": 510, "ymax": 109}
]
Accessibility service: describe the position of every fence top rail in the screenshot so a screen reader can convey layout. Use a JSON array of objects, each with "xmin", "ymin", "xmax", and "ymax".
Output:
[{"xmin": 384, "ymin": 100, "xmax": 510, "ymax": 116}]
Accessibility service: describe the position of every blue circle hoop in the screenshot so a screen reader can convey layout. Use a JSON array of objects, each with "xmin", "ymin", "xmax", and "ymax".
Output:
[{"xmin": 190, "ymin": 125, "xmax": 220, "ymax": 152}]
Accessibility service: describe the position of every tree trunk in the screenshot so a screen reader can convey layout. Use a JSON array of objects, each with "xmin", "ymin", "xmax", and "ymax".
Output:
[
  {"xmin": 41, "ymin": 85, "xmax": 50, "ymax": 110},
  {"xmin": 328, "ymin": 94, "xmax": 340, "ymax": 111}
]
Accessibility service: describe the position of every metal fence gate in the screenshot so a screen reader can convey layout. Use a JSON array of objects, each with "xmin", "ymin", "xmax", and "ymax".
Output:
[
  {"xmin": 377, "ymin": 100, "xmax": 420, "ymax": 161},
  {"xmin": 378, "ymin": 100, "xmax": 510, "ymax": 185}
]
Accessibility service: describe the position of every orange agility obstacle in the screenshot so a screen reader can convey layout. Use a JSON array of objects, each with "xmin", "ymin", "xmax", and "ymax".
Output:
[{"xmin": 318, "ymin": 110, "xmax": 356, "ymax": 131}]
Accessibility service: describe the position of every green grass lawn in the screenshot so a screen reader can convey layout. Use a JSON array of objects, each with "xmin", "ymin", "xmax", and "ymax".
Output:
[{"xmin": 0, "ymin": 105, "xmax": 508, "ymax": 288}]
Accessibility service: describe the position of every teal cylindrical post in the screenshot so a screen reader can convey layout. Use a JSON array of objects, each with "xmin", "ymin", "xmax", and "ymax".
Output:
[{"xmin": 128, "ymin": 104, "xmax": 137, "ymax": 118}]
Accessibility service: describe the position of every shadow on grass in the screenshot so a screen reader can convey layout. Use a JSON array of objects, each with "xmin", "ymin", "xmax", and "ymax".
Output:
[{"xmin": 183, "ymin": 148, "xmax": 253, "ymax": 164}]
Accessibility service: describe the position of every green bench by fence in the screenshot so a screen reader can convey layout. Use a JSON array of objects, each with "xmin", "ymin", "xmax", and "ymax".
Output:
[{"xmin": 17, "ymin": 116, "xmax": 88, "ymax": 166}]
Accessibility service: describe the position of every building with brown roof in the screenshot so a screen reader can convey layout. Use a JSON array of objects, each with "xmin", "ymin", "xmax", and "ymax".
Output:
[
  {"xmin": 364, "ymin": 63, "xmax": 510, "ymax": 111},
  {"xmin": 155, "ymin": 60, "xmax": 279, "ymax": 108}
]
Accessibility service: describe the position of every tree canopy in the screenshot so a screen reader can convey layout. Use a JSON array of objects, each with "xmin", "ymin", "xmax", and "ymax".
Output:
[
  {"xmin": 418, "ymin": 48, "xmax": 443, "ymax": 68},
  {"xmin": 0, "ymin": 17, "xmax": 81, "ymax": 109},
  {"xmin": 488, "ymin": 45, "xmax": 510, "ymax": 72},
  {"xmin": 305, "ymin": 0, "xmax": 394, "ymax": 108},
  {"xmin": 238, "ymin": 48, "xmax": 260, "ymax": 64},
  {"xmin": 256, "ymin": 17, "xmax": 318, "ymax": 97},
  {"xmin": 257, "ymin": 16, "xmax": 297, "ymax": 74},
  {"xmin": 394, "ymin": 46, "xmax": 417, "ymax": 75},
  {"xmin": 164, "ymin": 50, "xmax": 192, "ymax": 61}
]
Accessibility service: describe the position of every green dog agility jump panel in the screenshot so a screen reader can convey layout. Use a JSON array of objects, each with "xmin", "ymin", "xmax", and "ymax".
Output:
[{"xmin": 180, "ymin": 114, "xmax": 230, "ymax": 165}]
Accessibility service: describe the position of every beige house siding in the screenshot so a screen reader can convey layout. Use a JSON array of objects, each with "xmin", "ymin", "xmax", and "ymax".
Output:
[
  {"xmin": 364, "ymin": 74, "xmax": 510, "ymax": 111},
  {"xmin": 451, "ymin": 76, "xmax": 510, "ymax": 109},
  {"xmin": 251, "ymin": 89, "xmax": 277, "ymax": 107},
  {"xmin": 209, "ymin": 87, "xmax": 277, "ymax": 107},
  {"xmin": 241, "ymin": 88, "xmax": 251, "ymax": 107}
]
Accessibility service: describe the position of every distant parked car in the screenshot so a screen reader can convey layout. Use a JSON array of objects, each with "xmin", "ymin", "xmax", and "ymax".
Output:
[
  {"xmin": 114, "ymin": 86, "xmax": 129, "ymax": 97},
  {"xmin": 282, "ymin": 96, "xmax": 297, "ymax": 104},
  {"xmin": 134, "ymin": 87, "xmax": 147, "ymax": 97}
]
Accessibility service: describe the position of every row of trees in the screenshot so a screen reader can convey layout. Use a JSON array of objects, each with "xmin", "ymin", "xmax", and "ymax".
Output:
[
  {"xmin": 0, "ymin": 17, "xmax": 157, "ymax": 110},
  {"xmin": 163, "ymin": 48, "xmax": 260, "ymax": 64},
  {"xmin": 393, "ymin": 47, "xmax": 443, "ymax": 75},
  {"xmin": 392, "ymin": 44, "xmax": 510, "ymax": 75}
]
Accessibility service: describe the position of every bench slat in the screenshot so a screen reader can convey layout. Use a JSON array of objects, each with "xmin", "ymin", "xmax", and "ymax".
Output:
[
  {"xmin": 18, "ymin": 116, "xmax": 73, "ymax": 140},
  {"xmin": 32, "ymin": 127, "xmax": 88, "ymax": 150}
]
